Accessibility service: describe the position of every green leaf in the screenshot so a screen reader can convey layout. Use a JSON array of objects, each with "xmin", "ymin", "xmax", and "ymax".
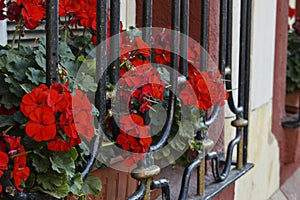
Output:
[
  {"xmin": 76, "ymin": 73, "xmax": 97, "ymax": 92},
  {"xmin": 0, "ymin": 115, "xmax": 15, "ymax": 127},
  {"xmin": 34, "ymin": 51, "xmax": 46, "ymax": 71},
  {"xmin": 82, "ymin": 175, "xmax": 102, "ymax": 196},
  {"xmin": 0, "ymin": 92, "xmax": 20, "ymax": 109},
  {"xmin": 36, "ymin": 172, "xmax": 66, "ymax": 191},
  {"xmin": 13, "ymin": 111, "xmax": 27, "ymax": 125},
  {"xmin": 25, "ymin": 67, "xmax": 46, "ymax": 85},
  {"xmin": 31, "ymin": 154, "xmax": 50, "ymax": 173},
  {"xmin": 4, "ymin": 76, "xmax": 25, "ymax": 98},
  {"xmin": 68, "ymin": 173, "xmax": 83, "ymax": 195},
  {"xmin": 50, "ymin": 151, "xmax": 76, "ymax": 177}
]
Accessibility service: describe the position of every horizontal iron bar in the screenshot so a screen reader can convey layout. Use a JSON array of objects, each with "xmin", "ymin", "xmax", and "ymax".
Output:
[{"xmin": 188, "ymin": 163, "xmax": 254, "ymax": 200}]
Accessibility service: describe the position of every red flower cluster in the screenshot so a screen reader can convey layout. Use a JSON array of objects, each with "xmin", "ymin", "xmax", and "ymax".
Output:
[
  {"xmin": 119, "ymin": 37, "xmax": 165, "ymax": 113},
  {"xmin": 116, "ymin": 114, "xmax": 152, "ymax": 166},
  {"xmin": 20, "ymin": 83, "xmax": 94, "ymax": 151},
  {"xmin": 0, "ymin": 135, "xmax": 30, "ymax": 192},
  {"xmin": 180, "ymin": 66, "xmax": 228, "ymax": 110},
  {"xmin": 5, "ymin": 0, "xmax": 46, "ymax": 29}
]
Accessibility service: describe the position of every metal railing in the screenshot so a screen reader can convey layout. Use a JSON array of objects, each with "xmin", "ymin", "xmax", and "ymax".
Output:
[{"xmin": 43, "ymin": 0, "xmax": 254, "ymax": 199}]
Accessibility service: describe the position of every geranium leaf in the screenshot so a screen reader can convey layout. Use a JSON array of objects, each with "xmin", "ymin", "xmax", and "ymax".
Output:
[
  {"xmin": 50, "ymin": 151, "xmax": 76, "ymax": 177},
  {"xmin": 82, "ymin": 175, "xmax": 102, "ymax": 196},
  {"xmin": 25, "ymin": 67, "xmax": 46, "ymax": 85},
  {"xmin": 0, "ymin": 115, "xmax": 15, "ymax": 127},
  {"xmin": 68, "ymin": 173, "xmax": 83, "ymax": 195},
  {"xmin": 31, "ymin": 154, "xmax": 50, "ymax": 173},
  {"xmin": 0, "ymin": 92, "xmax": 20, "ymax": 109},
  {"xmin": 36, "ymin": 172, "xmax": 66, "ymax": 191},
  {"xmin": 34, "ymin": 51, "xmax": 46, "ymax": 71},
  {"xmin": 13, "ymin": 111, "xmax": 27, "ymax": 125},
  {"xmin": 4, "ymin": 76, "xmax": 25, "ymax": 98}
]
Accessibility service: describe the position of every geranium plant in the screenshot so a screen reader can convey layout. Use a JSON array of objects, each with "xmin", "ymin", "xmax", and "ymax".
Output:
[{"xmin": 0, "ymin": 0, "xmax": 227, "ymax": 199}]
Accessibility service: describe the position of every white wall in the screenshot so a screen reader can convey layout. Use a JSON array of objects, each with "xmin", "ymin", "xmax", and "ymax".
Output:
[
  {"xmin": 250, "ymin": 0, "xmax": 277, "ymax": 110},
  {"xmin": 0, "ymin": 20, "xmax": 7, "ymax": 46},
  {"xmin": 120, "ymin": 0, "xmax": 136, "ymax": 29}
]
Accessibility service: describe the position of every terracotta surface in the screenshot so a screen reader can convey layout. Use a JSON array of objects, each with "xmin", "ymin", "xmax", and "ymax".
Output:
[
  {"xmin": 90, "ymin": 167, "xmax": 138, "ymax": 200},
  {"xmin": 285, "ymin": 91, "xmax": 300, "ymax": 113}
]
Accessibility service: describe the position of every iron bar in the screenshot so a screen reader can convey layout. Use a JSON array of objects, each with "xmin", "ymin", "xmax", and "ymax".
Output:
[
  {"xmin": 219, "ymin": 0, "xmax": 228, "ymax": 75},
  {"xmin": 224, "ymin": 0, "xmax": 239, "ymax": 115},
  {"xmin": 149, "ymin": 0, "xmax": 180, "ymax": 152},
  {"xmin": 206, "ymin": 130, "xmax": 242, "ymax": 181},
  {"xmin": 110, "ymin": 0, "xmax": 121, "ymax": 139},
  {"xmin": 180, "ymin": 0, "xmax": 189, "ymax": 77},
  {"xmin": 178, "ymin": 156, "xmax": 202, "ymax": 200},
  {"xmin": 243, "ymin": 0, "xmax": 252, "ymax": 165},
  {"xmin": 142, "ymin": 0, "xmax": 152, "ymax": 44},
  {"xmin": 86, "ymin": 0, "xmax": 107, "ymax": 179},
  {"xmin": 45, "ymin": 0, "xmax": 58, "ymax": 86},
  {"xmin": 204, "ymin": 105, "xmax": 221, "ymax": 127},
  {"xmin": 126, "ymin": 180, "xmax": 147, "ymax": 200},
  {"xmin": 238, "ymin": 0, "xmax": 248, "ymax": 111},
  {"xmin": 189, "ymin": 163, "xmax": 254, "ymax": 200},
  {"xmin": 110, "ymin": 0, "xmax": 120, "ymax": 84},
  {"xmin": 151, "ymin": 179, "xmax": 171, "ymax": 200},
  {"xmin": 200, "ymin": 0, "xmax": 209, "ymax": 71}
]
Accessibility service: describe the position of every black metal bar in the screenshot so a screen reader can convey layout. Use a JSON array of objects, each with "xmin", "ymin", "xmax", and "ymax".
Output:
[
  {"xmin": 126, "ymin": 180, "xmax": 147, "ymax": 200},
  {"xmin": 178, "ymin": 157, "xmax": 202, "ymax": 200},
  {"xmin": 238, "ymin": 0, "xmax": 248, "ymax": 111},
  {"xmin": 142, "ymin": 0, "xmax": 152, "ymax": 44},
  {"xmin": 149, "ymin": 0, "xmax": 180, "ymax": 152},
  {"xmin": 204, "ymin": 105, "xmax": 220, "ymax": 127},
  {"xmin": 46, "ymin": 0, "xmax": 58, "ymax": 86},
  {"xmin": 219, "ymin": 0, "xmax": 228, "ymax": 75},
  {"xmin": 151, "ymin": 179, "xmax": 171, "ymax": 200},
  {"xmin": 243, "ymin": 0, "xmax": 252, "ymax": 165},
  {"xmin": 110, "ymin": 0, "xmax": 121, "ymax": 140},
  {"xmin": 190, "ymin": 163, "xmax": 254, "ymax": 200},
  {"xmin": 200, "ymin": 0, "xmax": 209, "ymax": 71},
  {"xmin": 180, "ymin": 0, "xmax": 189, "ymax": 77},
  {"xmin": 86, "ymin": 0, "xmax": 107, "ymax": 179},
  {"xmin": 206, "ymin": 130, "xmax": 242, "ymax": 181},
  {"xmin": 110, "ymin": 0, "xmax": 120, "ymax": 84},
  {"xmin": 224, "ymin": 0, "xmax": 239, "ymax": 115}
]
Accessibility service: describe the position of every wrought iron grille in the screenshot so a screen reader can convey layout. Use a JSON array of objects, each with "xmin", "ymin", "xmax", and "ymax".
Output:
[{"xmin": 4, "ymin": 0, "xmax": 254, "ymax": 199}]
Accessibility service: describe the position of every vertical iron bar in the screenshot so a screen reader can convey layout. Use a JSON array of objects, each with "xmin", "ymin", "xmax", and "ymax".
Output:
[
  {"xmin": 200, "ymin": 0, "xmax": 209, "ymax": 71},
  {"xmin": 226, "ymin": 0, "xmax": 233, "ymax": 69},
  {"xmin": 110, "ymin": 0, "xmax": 120, "ymax": 84},
  {"xmin": 95, "ymin": 0, "xmax": 107, "ymax": 133},
  {"xmin": 110, "ymin": 0, "xmax": 120, "ymax": 139},
  {"xmin": 149, "ymin": 0, "xmax": 180, "ymax": 152},
  {"xmin": 243, "ymin": 0, "xmax": 252, "ymax": 165},
  {"xmin": 180, "ymin": 0, "xmax": 189, "ymax": 77},
  {"xmin": 46, "ymin": 0, "xmax": 58, "ymax": 86},
  {"xmin": 238, "ymin": 0, "xmax": 247, "ymax": 109},
  {"xmin": 142, "ymin": 0, "xmax": 152, "ymax": 44},
  {"xmin": 219, "ymin": 0, "xmax": 228, "ymax": 75}
]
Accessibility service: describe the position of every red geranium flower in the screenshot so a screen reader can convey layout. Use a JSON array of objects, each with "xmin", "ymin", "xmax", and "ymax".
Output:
[
  {"xmin": 47, "ymin": 137, "xmax": 81, "ymax": 151},
  {"xmin": 20, "ymin": 84, "xmax": 48, "ymax": 118},
  {"xmin": 25, "ymin": 108, "xmax": 56, "ymax": 142},
  {"xmin": 0, "ymin": 151, "xmax": 9, "ymax": 176},
  {"xmin": 21, "ymin": 1, "xmax": 46, "ymax": 29}
]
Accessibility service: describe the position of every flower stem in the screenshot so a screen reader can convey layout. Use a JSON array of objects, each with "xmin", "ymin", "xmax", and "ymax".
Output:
[
  {"xmin": 10, "ymin": 151, "xmax": 32, "ymax": 159},
  {"xmin": 11, "ymin": 17, "xmax": 23, "ymax": 49},
  {"xmin": 2, "ymin": 126, "xmax": 14, "ymax": 134}
]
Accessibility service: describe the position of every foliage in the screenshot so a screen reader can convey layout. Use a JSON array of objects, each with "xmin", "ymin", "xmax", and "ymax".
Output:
[
  {"xmin": 287, "ymin": 7, "xmax": 300, "ymax": 93},
  {"xmin": 0, "ymin": 0, "xmax": 228, "ymax": 199},
  {"xmin": 287, "ymin": 31, "xmax": 300, "ymax": 93}
]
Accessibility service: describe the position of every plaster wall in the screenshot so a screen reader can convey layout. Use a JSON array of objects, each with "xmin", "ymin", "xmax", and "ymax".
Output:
[
  {"xmin": 0, "ymin": 20, "xmax": 7, "ymax": 46},
  {"xmin": 233, "ymin": 0, "xmax": 280, "ymax": 199}
]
